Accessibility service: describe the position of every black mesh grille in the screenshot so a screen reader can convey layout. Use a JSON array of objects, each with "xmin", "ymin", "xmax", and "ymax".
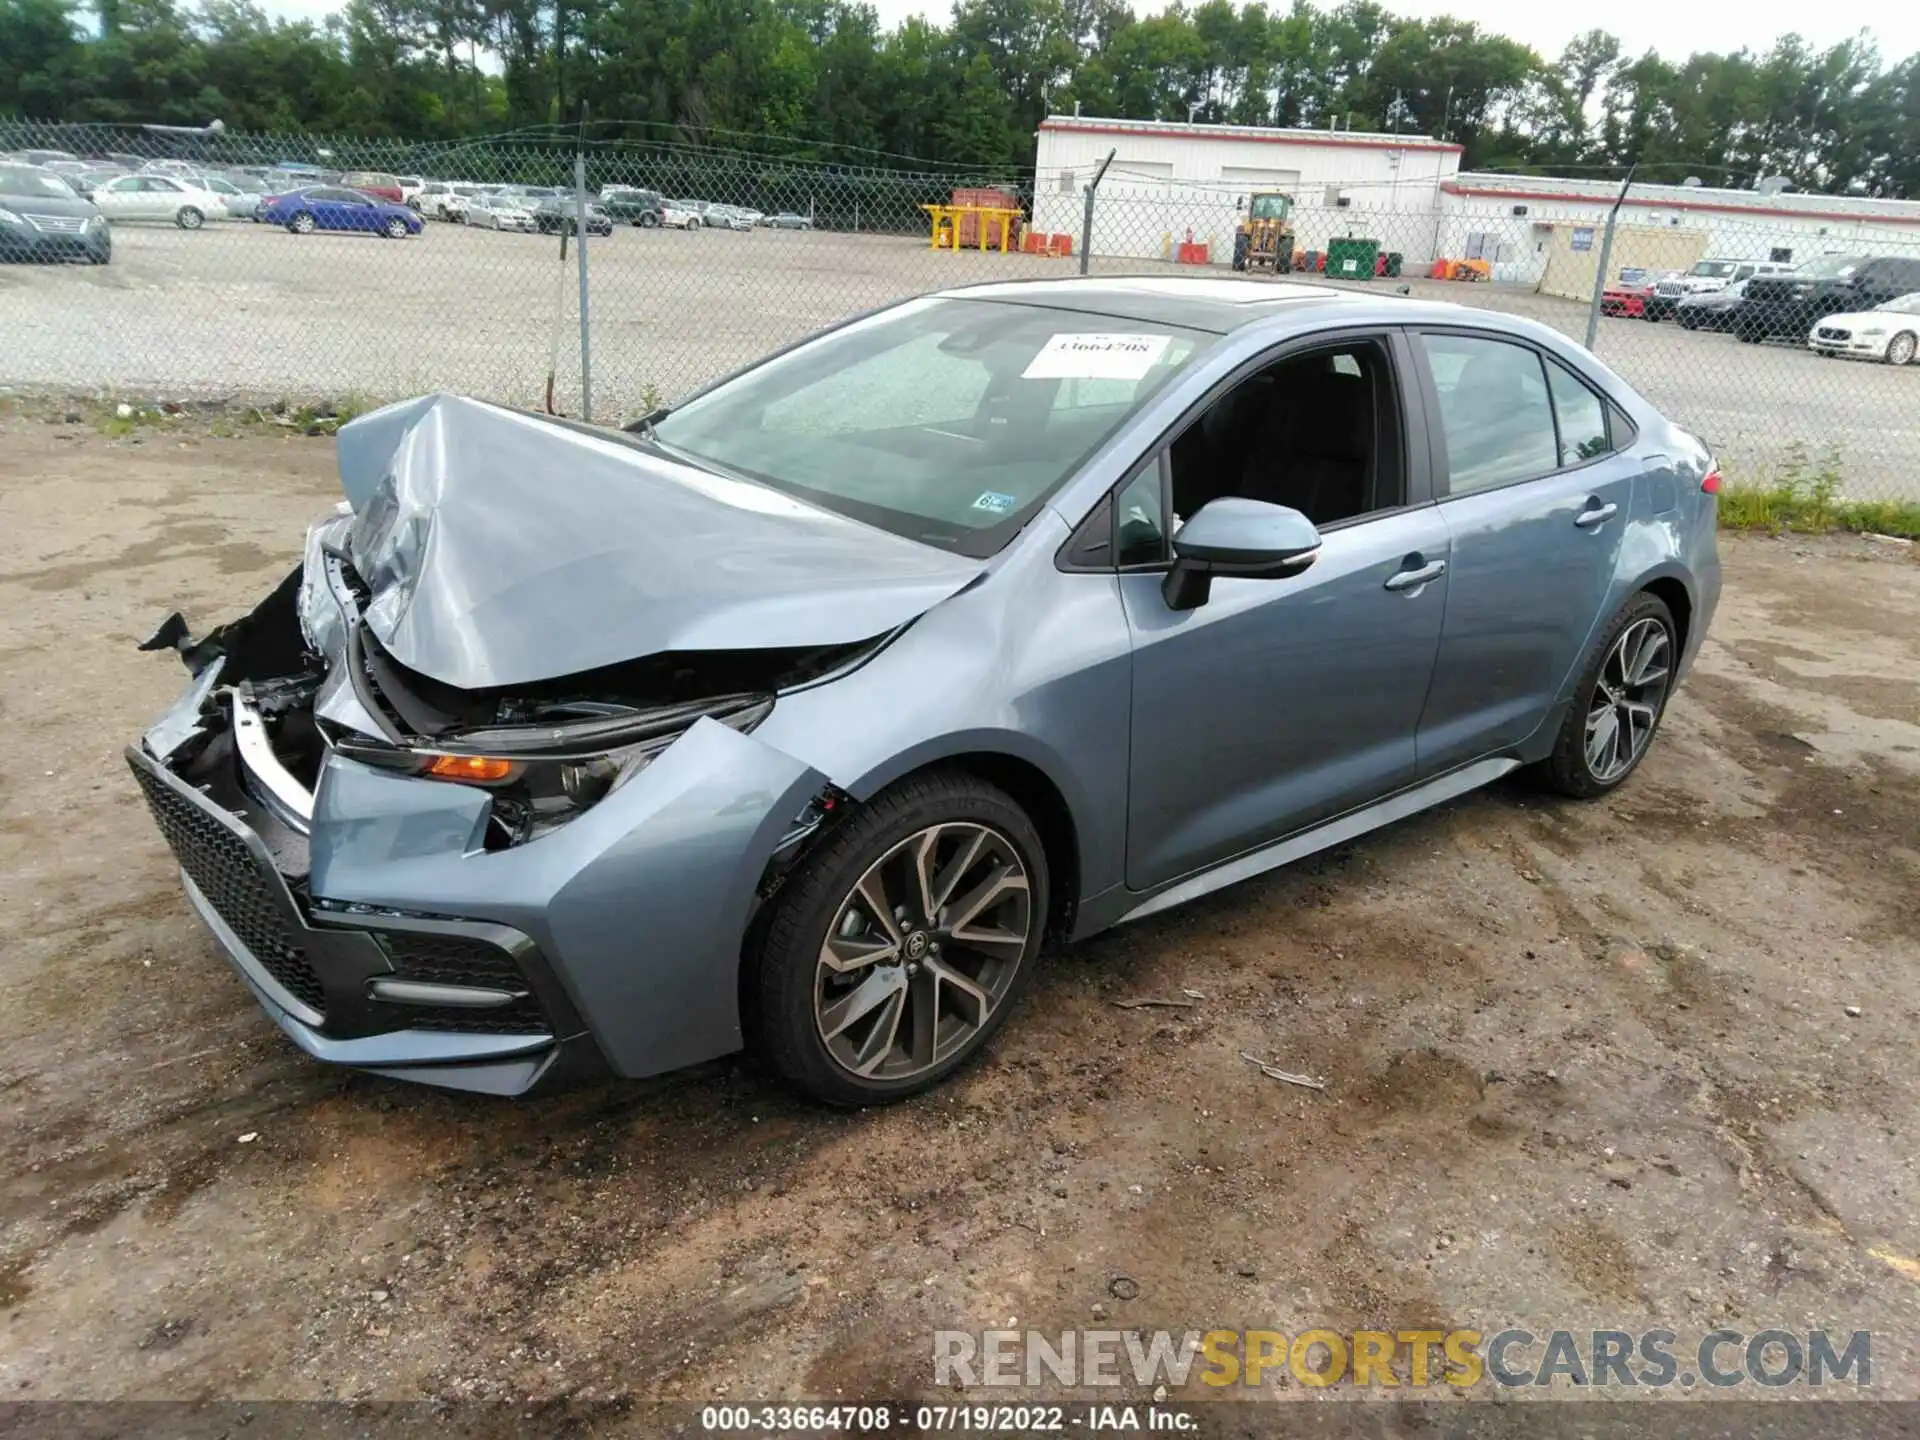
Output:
[
  {"xmin": 373, "ymin": 929, "xmax": 549, "ymax": 1035},
  {"xmin": 129, "ymin": 755, "xmax": 328, "ymax": 1016}
]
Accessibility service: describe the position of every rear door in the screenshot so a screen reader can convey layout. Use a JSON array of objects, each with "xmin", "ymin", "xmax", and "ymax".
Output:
[{"xmin": 1411, "ymin": 331, "xmax": 1641, "ymax": 775}]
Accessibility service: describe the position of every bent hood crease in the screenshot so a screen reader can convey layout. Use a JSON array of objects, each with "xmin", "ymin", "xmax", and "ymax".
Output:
[{"xmin": 333, "ymin": 393, "xmax": 985, "ymax": 690}]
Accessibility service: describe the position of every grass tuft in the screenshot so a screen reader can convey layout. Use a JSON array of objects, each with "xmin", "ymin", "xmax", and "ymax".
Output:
[{"xmin": 1717, "ymin": 443, "xmax": 1920, "ymax": 540}]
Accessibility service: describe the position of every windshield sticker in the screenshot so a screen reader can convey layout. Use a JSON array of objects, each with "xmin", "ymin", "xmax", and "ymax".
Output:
[
  {"xmin": 1023, "ymin": 333, "xmax": 1173, "ymax": 382},
  {"xmin": 971, "ymin": 491, "xmax": 1018, "ymax": 515}
]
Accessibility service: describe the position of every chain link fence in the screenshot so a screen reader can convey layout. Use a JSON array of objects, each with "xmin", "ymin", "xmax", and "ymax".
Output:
[{"xmin": 4, "ymin": 121, "xmax": 1918, "ymax": 501}]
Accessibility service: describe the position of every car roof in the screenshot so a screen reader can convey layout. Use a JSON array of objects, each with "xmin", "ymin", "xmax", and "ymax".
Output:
[{"xmin": 935, "ymin": 275, "xmax": 1522, "ymax": 338}]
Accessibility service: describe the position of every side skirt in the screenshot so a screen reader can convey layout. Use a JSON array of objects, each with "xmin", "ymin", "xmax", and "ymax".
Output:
[{"xmin": 1116, "ymin": 757, "xmax": 1519, "ymax": 926}]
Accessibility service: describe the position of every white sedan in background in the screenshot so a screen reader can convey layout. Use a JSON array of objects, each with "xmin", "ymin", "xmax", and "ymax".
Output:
[
  {"xmin": 92, "ymin": 174, "xmax": 232, "ymax": 229},
  {"xmin": 659, "ymin": 200, "xmax": 701, "ymax": 229},
  {"xmin": 466, "ymin": 194, "xmax": 537, "ymax": 231},
  {"xmin": 1808, "ymin": 292, "xmax": 1920, "ymax": 366}
]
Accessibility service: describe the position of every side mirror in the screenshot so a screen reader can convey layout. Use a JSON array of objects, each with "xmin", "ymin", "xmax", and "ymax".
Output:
[{"xmin": 1162, "ymin": 497, "xmax": 1321, "ymax": 611}]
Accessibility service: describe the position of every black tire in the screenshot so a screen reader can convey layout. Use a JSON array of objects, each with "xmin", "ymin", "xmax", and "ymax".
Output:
[
  {"xmin": 383, "ymin": 215, "xmax": 410, "ymax": 239},
  {"xmin": 1886, "ymin": 331, "xmax": 1916, "ymax": 367},
  {"xmin": 1534, "ymin": 592, "xmax": 1678, "ymax": 799},
  {"xmin": 749, "ymin": 770, "xmax": 1049, "ymax": 1106},
  {"xmin": 288, "ymin": 211, "xmax": 315, "ymax": 235},
  {"xmin": 1736, "ymin": 324, "xmax": 1759, "ymax": 343},
  {"xmin": 1678, "ymin": 313, "xmax": 1699, "ymax": 330},
  {"xmin": 176, "ymin": 206, "xmax": 203, "ymax": 231},
  {"xmin": 638, "ymin": 212, "xmax": 660, "ymax": 228}
]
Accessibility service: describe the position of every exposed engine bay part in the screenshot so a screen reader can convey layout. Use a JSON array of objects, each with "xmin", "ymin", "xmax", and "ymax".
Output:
[
  {"xmin": 333, "ymin": 392, "xmax": 986, "ymax": 690},
  {"xmin": 140, "ymin": 567, "xmax": 313, "ymax": 682}
]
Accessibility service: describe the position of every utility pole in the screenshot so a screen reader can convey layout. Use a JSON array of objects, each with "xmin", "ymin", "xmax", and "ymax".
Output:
[{"xmin": 1584, "ymin": 164, "xmax": 1636, "ymax": 351}]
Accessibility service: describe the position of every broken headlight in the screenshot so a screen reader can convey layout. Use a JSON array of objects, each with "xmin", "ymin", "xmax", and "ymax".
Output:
[{"xmin": 332, "ymin": 698, "xmax": 771, "ymax": 846}]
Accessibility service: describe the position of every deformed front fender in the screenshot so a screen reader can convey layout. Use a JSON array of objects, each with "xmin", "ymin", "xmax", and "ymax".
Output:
[{"xmin": 308, "ymin": 716, "xmax": 824, "ymax": 1078}]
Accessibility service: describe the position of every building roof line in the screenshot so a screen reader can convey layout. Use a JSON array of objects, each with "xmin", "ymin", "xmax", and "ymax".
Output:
[
  {"xmin": 1039, "ymin": 117, "xmax": 1463, "ymax": 155},
  {"xmin": 1443, "ymin": 180, "xmax": 1920, "ymax": 227}
]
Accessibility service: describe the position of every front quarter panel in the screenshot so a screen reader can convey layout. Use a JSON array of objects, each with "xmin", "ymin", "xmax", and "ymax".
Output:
[
  {"xmin": 307, "ymin": 717, "xmax": 824, "ymax": 1078},
  {"xmin": 752, "ymin": 510, "xmax": 1134, "ymax": 908}
]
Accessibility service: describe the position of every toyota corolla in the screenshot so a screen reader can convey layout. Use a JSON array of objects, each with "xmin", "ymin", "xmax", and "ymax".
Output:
[{"xmin": 130, "ymin": 277, "xmax": 1720, "ymax": 1102}]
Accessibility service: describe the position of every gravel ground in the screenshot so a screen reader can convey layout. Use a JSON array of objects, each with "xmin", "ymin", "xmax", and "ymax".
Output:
[
  {"xmin": 1, "ymin": 415, "xmax": 1918, "ymax": 1419},
  {"xmin": 2, "ymin": 221, "xmax": 1916, "ymax": 499}
]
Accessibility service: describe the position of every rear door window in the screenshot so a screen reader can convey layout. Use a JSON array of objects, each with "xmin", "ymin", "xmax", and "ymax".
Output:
[{"xmin": 1420, "ymin": 334, "xmax": 1559, "ymax": 495}]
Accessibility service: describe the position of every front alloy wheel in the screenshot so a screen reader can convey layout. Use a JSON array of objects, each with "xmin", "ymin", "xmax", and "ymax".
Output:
[
  {"xmin": 751, "ymin": 772, "xmax": 1048, "ymax": 1105},
  {"xmin": 384, "ymin": 215, "xmax": 410, "ymax": 238},
  {"xmin": 1887, "ymin": 331, "xmax": 1917, "ymax": 367},
  {"xmin": 815, "ymin": 823, "xmax": 1031, "ymax": 1081}
]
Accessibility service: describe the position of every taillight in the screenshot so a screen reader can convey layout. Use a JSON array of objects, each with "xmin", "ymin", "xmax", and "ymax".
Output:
[{"xmin": 1701, "ymin": 465, "xmax": 1722, "ymax": 495}]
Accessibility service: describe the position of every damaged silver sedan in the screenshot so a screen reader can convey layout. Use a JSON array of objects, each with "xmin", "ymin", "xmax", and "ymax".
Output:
[{"xmin": 131, "ymin": 278, "xmax": 1719, "ymax": 1100}]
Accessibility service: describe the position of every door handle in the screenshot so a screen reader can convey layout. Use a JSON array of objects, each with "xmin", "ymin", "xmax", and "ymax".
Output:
[
  {"xmin": 1383, "ymin": 559, "xmax": 1447, "ymax": 592},
  {"xmin": 1574, "ymin": 502, "xmax": 1619, "ymax": 529}
]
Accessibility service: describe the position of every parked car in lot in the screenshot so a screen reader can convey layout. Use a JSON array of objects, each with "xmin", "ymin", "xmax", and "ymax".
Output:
[
  {"xmin": 659, "ymin": 199, "xmax": 702, "ymax": 229},
  {"xmin": 128, "ymin": 277, "xmax": 1719, "ymax": 1102},
  {"xmin": 1736, "ymin": 254, "xmax": 1920, "ymax": 343},
  {"xmin": 0, "ymin": 163, "xmax": 110, "ymax": 264},
  {"xmin": 767, "ymin": 212, "xmax": 814, "ymax": 230},
  {"xmin": 1675, "ymin": 277, "xmax": 1754, "ymax": 331},
  {"xmin": 91, "ymin": 173, "xmax": 231, "ymax": 229},
  {"xmin": 1646, "ymin": 258, "xmax": 1792, "ymax": 322},
  {"xmin": 714, "ymin": 205, "xmax": 759, "ymax": 231},
  {"xmin": 1807, "ymin": 291, "xmax": 1920, "ymax": 366},
  {"xmin": 467, "ymin": 193, "xmax": 537, "ymax": 231},
  {"xmin": 532, "ymin": 196, "xmax": 614, "ymax": 236},
  {"xmin": 600, "ymin": 186, "xmax": 664, "ymax": 226},
  {"xmin": 262, "ymin": 185, "xmax": 423, "ymax": 237},
  {"xmin": 1600, "ymin": 269, "xmax": 1659, "ymax": 319},
  {"xmin": 339, "ymin": 171, "xmax": 406, "ymax": 204},
  {"xmin": 188, "ymin": 175, "xmax": 262, "ymax": 219}
]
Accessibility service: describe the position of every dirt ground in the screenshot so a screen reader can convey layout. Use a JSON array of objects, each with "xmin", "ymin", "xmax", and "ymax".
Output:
[{"xmin": 1, "ymin": 413, "xmax": 1917, "ymax": 1418}]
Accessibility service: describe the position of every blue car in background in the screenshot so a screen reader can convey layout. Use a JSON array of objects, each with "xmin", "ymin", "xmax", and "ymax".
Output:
[{"xmin": 261, "ymin": 185, "xmax": 422, "ymax": 238}]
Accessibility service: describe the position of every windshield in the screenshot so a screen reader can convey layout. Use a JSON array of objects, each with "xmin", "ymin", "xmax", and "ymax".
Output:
[
  {"xmin": 1798, "ymin": 254, "xmax": 1861, "ymax": 280},
  {"xmin": 1689, "ymin": 261, "xmax": 1736, "ymax": 278},
  {"xmin": 1876, "ymin": 293, "xmax": 1920, "ymax": 315},
  {"xmin": 1249, "ymin": 194, "xmax": 1291, "ymax": 221},
  {"xmin": 653, "ymin": 297, "xmax": 1212, "ymax": 556},
  {"xmin": 0, "ymin": 166, "xmax": 78, "ymax": 198}
]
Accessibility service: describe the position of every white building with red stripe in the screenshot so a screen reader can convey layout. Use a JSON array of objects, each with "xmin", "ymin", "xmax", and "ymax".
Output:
[{"xmin": 1031, "ymin": 114, "xmax": 1920, "ymax": 280}]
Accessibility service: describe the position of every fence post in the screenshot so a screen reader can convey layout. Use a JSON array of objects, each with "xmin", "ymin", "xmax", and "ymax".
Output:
[
  {"xmin": 1079, "ymin": 148, "xmax": 1115, "ymax": 276},
  {"xmin": 1583, "ymin": 165, "xmax": 1636, "ymax": 352},
  {"xmin": 575, "ymin": 148, "xmax": 592, "ymax": 422}
]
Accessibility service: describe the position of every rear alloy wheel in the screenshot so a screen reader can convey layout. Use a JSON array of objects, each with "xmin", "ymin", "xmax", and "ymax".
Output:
[
  {"xmin": 176, "ymin": 206, "xmax": 203, "ymax": 231},
  {"xmin": 1537, "ymin": 593, "xmax": 1677, "ymax": 798},
  {"xmin": 384, "ymin": 215, "xmax": 410, "ymax": 239},
  {"xmin": 751, "ymin": 773, "xmax": 1047, "ymax": 1105},
  {"xmin": 1887, "ymin": 331, "xmax": 1917, "ymax": 367},
  {"xmin": 289, "ymin": 212, "xmax": 316, "ymax": 235}
]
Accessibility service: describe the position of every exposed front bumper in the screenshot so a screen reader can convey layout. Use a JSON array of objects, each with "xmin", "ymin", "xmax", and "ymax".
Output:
[
  {"xmin": 127, "ymin": 740, "xmax": 600, "ymax": 1095},
  {"xmin": 132, "ymin": 664, "xmax": 825, "ymax": 1093}
]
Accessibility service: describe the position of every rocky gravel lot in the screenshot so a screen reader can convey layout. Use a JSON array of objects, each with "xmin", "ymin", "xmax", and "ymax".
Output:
[{"xmin": 0, "ymin": 413, "xmax": 1916, "ymax": 1425}]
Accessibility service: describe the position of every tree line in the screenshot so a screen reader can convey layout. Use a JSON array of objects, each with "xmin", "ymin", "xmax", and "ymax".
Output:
[{"xmin": 3, "ymin": 0, "xmax": 1917, "ymax": 197}]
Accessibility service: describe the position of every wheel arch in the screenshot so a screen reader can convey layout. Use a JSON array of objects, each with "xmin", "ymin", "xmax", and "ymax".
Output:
[
  {"xmin": 1639, "ymin": 572, "xmax": 1693, "ymax": 660},
  {"xmin": 831, "ymin": 737, "xmax": 1087, "ymax": 946}
]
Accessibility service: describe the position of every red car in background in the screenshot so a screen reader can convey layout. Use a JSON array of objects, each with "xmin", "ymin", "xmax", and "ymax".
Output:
[
  {"xmin": 339, "ymin": 170, "xmax": 404, "ymax": 204},
  {"xmin": 1601, "ymin": 267, "xmax": 1658, "ymax": 319}
]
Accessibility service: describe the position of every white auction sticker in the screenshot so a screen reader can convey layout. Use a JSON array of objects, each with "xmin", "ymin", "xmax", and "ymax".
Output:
[{"xmin": 1023, "ymin": 333, "xmax": 1172, "ymax": 381}]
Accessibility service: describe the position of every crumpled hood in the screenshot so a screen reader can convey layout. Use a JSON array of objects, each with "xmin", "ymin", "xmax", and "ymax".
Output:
[{"xmin": 332, "ymin": 393, "xmax": 984, "ymax": 690}]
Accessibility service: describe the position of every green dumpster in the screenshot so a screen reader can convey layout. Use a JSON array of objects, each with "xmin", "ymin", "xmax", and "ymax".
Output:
[{"xmin": 1325, "ymin": 236, "xmax": 1380, "ymax": 281}]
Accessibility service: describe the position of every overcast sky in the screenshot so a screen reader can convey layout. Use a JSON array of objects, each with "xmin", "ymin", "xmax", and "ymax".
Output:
[{"xmin": 260, "ymin": 0, "xmax": 1919, "ymax": 70}]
